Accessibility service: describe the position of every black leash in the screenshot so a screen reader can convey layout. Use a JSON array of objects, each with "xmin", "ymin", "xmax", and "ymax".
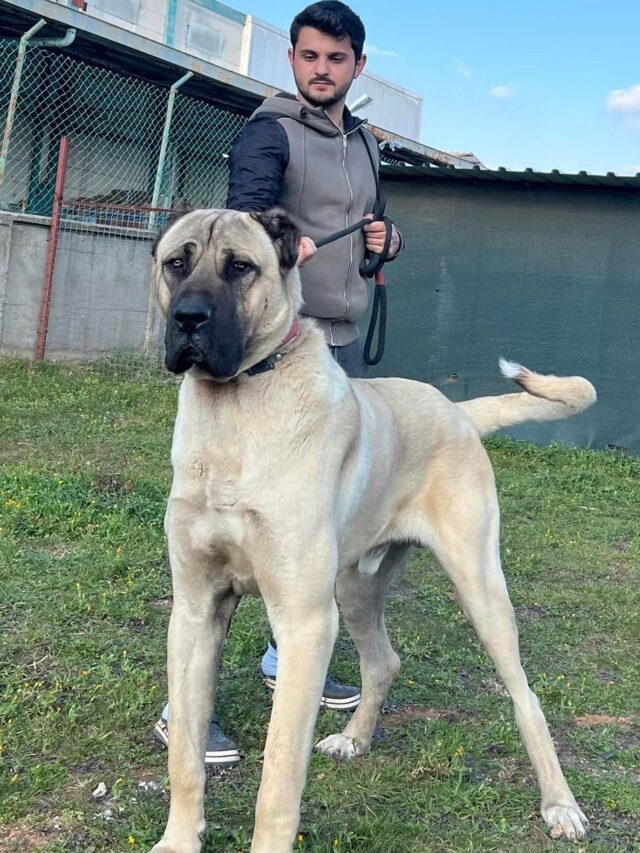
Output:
[
  {"xmin": 314, "ymin": 217, "xmax": 372, "ymax": 250},
  {"xmin": 314, "ymin": 213, "xmax": 392, "ymax": 367}
]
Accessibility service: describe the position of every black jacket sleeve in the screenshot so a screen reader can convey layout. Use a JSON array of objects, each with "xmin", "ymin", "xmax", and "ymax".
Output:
[{"xmin": 225, "ymin": 114, "xmax": 290, "ymax": 211}]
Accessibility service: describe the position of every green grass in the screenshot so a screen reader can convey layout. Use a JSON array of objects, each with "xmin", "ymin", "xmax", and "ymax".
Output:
[{"xmin": 1, "ymin": 356, "xmax": 638, "ymax": 852}]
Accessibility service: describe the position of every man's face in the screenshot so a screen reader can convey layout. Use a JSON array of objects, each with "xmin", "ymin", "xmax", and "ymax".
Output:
[{"xmin": 288, "ymin": 26, "xmax": 366, "ymax": 110}]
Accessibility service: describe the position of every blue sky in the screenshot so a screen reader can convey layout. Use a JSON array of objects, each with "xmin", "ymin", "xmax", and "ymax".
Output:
[{"xmin": 237, "ymin": 0, "xmax": 640, "ymax": 175}]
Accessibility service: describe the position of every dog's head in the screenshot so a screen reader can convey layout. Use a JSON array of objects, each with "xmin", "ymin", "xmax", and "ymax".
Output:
[{"xmin": 152, "ymin": 208, "xmax": 301, "ymax": 380}]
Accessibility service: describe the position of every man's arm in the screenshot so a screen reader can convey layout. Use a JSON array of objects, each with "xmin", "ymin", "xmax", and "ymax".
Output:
[{"xmin": 226, "ymin": 114, "xmax": 289, "ymax": 211}]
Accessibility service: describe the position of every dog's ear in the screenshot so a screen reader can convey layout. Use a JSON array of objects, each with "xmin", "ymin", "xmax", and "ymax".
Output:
[
  {"xmin": 251, "ymin": 208, "xmax": 300, "ymax": 271},
  {"xmin": 151, "ymin": 201, "xmax": 193, "ymax": 258}
]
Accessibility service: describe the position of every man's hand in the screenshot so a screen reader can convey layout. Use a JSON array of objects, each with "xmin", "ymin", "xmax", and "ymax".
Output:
[
  {"xmin": 297, "ymin": 236, "xmax": 318, "ymax": 266},
  {"xmin": 363, "ymin": 215, "xmax": 401, "ymax": 258}
]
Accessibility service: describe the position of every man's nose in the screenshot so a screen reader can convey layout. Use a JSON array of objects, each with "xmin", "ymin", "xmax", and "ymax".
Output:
[
  {"xmin": 173, "ymin": 293, "xmax": 212, "ymax": 333},
  {"xmin": 314, "ymin": 57, "xmax": 331, "ymax": 76}
]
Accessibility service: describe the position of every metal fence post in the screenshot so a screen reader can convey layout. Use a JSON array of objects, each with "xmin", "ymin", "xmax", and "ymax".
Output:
[
  {"xmin": 0, "ymin": 19, "xmax": 47, "ymax": 192},
  {"xmin": 36, "ymin": 135, "xmax": 68, "ymax": 361},
  {"xmin": 149, "ymin": 71, "xmax": 194, "ymax": 229}
]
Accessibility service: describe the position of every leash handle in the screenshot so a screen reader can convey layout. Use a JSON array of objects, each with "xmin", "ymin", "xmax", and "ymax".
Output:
[
  {"xmin": 360, "ymin": 213, "xmax": 392, "ymax": 278},
  {"xmin": 363, "ymin": 270, "xmax": 387, "ymax": 366}
]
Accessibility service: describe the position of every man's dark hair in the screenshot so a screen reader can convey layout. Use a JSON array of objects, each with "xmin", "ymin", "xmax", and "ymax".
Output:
[{"xmin": 290, "ymin": 1, "xmax": 366, "ymax": 62}]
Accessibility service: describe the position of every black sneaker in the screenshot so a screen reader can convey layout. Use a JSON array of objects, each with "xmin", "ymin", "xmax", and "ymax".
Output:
[
  {"xmin": 262, "ymin": 674, "xmax": 361, "ymax": 711},
  {"xmin": 153, "ymin": 717, "xmax": 241, "ymax": 767}
]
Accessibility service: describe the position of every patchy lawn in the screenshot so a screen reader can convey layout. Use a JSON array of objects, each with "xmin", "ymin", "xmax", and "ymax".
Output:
[{"xmin": 1, "ymin": 356, "xmax": 638, "ymax": 852}]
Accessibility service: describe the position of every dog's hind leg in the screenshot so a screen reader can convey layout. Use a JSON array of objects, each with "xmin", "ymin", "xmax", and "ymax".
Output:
[
  {"xmin": 421, "ymin": 447, "xmax": 588, "ymax": 842},
  {"xmin": 151, "ymin": 504, "xmax": 239, "ymax": 853},
  {"xmin": 316, "ymin": 543, "xmax": 412, "ymax": 761}
]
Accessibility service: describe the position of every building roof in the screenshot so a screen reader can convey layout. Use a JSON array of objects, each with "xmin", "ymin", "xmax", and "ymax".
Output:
[{"xmin": 380, "ymin": 159, "xmax": 640, "ymax": 193}]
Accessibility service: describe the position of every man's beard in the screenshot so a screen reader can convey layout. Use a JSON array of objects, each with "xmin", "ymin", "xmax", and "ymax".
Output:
[{"xmin": 295, "ymin": 74, "xmax": 353, "ymax": 110}]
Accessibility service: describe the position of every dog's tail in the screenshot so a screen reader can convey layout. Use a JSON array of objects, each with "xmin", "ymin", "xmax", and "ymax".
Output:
[{"xmin": 458, "ymin": 358, "xmax": 596, "ymax": 437}]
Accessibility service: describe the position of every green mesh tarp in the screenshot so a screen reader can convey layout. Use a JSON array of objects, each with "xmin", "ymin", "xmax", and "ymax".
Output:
[{"xmin": 371, "ymin": 177, "xmax": 640, "ymax": 455}]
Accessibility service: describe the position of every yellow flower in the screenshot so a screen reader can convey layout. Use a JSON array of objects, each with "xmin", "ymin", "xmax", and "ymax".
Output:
[{"xmin": 128, "ymin": 835, "xmax": 136, "ymax": 844}]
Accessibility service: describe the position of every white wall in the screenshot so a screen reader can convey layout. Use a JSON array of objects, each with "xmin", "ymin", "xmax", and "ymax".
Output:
[{"xmin": 85, "ymin": 0, "xmax": 167, "ymax": 43}]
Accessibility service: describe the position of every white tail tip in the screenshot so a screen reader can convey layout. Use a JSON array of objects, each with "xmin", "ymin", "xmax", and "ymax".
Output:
[{"xmin": 499, "ymin": 357, "xmax": 525, "ymax": 380}]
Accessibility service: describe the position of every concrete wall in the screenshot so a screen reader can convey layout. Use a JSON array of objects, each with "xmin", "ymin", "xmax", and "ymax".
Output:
[
  {"xmin": 0, "ymin": 214, "xmax": 49, "ymax": 354},
  {"xmin": 0, "ymin": 213, "xmax": 162, "ymax": 359}
]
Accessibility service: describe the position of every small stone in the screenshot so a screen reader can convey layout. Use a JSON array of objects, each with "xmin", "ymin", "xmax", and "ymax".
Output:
[{"xmin": 92, "ymin": 781, "xmax": 108, "ymax": 800}]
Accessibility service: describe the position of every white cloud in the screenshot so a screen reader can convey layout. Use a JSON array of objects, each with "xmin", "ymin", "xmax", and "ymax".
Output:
[
  {"xmin": 490, "ymin": 85, "xmax": 518, "ymax": 99},
  {"xmin": 365, "ymin": 43, "xmax": 398, "ymax": 58},
  {"xmin": 620, "ymin": 164, "xmax": 640, "ymax": 176},
  {"xmin": 455, "ymin": 60, "xmax": 472, "ymax": 79},
  {"xmin": 607, "ymin": 85, "xmax": 640, "ymax": 114}
]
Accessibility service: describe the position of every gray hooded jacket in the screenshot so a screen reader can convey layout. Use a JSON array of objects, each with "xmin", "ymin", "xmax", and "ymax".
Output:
[{"xmin": 227, "ymin": 93, "xmax": 400, "ymax": 346}]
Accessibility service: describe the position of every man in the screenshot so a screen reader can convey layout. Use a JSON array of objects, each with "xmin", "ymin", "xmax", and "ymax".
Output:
[{"xmin": 154, "ymin": 0, "xmax": 403, "ymax": 765}]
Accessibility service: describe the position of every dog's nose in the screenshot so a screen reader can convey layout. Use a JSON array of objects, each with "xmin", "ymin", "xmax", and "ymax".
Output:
[{"xmin": 173, "ymin": 294, "xmax": 212, "ymax": 333}]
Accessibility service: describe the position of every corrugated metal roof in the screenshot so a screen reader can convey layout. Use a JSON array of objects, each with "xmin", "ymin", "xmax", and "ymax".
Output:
[{"xmin": 380, "ymin": 158, "xmax": 640, "ymax": 192}]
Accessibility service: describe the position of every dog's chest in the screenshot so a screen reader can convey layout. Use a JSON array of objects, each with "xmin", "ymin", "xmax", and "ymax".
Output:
[{"xmin": 171, "ymin": 396, "xmax": 282, "ymax": 509}]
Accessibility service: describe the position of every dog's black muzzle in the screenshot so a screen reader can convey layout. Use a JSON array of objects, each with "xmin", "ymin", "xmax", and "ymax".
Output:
[{"xmin": 165, "ymin": 289, "xmax": 244, "ymax": 379}]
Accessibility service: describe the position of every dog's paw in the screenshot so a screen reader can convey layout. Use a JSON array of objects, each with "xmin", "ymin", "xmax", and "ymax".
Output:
[
  {"xmin": 149, "ymin": 821, "xmax": 206, "ymax": 853},
  {"xmin": 315, "ymin": 733, "xmax": 361, "ymax": 761},
  {"xmin": 542, "ymin": 803, "xmax": 589, "ymax": 840}
]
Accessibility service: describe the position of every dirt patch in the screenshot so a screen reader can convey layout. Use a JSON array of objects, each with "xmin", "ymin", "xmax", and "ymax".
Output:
[
  {"xmin": 483, "ymin": 675, "xmax": 509, "ymax": 697},
  {"xmin": 381, "ymin": 705, "xmax": 460, "ymax": 728},
  {"xmin": 573, "ymin": 714, "xmax": 631, "ymax": 727},
  {"xmin": 611, "ymin": 539, "xmax": 629, "ymax": 552},
  {"xmin": 0, "ymin": 823, "xmax": 55, "ymax": 853},
  {"xmin": 69, "ymin": 758, "xmax": 103, "ymax": 776},
  {"xmin": 514, "ymin": 603, "xmax": 548, "ymax": 620}
]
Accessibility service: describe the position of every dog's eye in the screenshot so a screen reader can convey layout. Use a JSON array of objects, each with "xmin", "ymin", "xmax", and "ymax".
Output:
[
  {"xmin": 169, "ymin": 258, "xmax": 184, "ymax": 269},
  {"xmin": 232, "ymin": 260, "xmax": 251, "ymax": 274}
]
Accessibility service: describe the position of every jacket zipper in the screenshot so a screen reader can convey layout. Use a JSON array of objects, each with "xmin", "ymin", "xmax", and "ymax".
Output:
[
  {"xmin": 325, "ymin": 116, "xmax": 364, "ymax": 343},
  {"xmin": 341, "ymin": 132, "xmax": 355, "ymax": 324}
]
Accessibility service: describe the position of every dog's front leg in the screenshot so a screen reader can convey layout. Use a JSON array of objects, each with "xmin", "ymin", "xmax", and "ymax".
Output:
[
  {"xmin": 152, "ymin": 504, "xmax": 238, "ymax": 853},
  {"xmin": 251, "ymin": 552, "xmax": 339, "ymax": 853}
]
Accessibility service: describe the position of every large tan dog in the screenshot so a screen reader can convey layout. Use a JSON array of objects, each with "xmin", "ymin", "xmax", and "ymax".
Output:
[{"xmin": 150, "ymin": 208, "xmax": 594, "ymax": 853}]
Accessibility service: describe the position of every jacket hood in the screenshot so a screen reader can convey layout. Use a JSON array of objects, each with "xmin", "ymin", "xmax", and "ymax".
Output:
[{"xmin": 251, "ymin": 92, "xmax": 367, "ymax": 137}]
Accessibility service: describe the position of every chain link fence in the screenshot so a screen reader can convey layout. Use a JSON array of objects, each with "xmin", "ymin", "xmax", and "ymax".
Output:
[
  {"xmin": 0, "ymin": 39, "xmax": 246, "ymax": 215},
  {"xmin": 0, "ymin": 38, "xmax": 248, "ymax": 366}
]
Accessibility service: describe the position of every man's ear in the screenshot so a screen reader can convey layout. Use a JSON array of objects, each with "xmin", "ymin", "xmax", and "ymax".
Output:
[
  {"xmin": 251, "ymin": 207, "xmax": 300, "ymax": 270},
  {"xmin": 151, "ymin": 201, "xmax": 193, "ymax": 258}
]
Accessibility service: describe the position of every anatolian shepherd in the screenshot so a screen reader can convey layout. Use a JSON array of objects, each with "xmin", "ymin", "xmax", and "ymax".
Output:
[{"xmin": 150, "ymin": 208, "xmax": 593, "ymax": 852}]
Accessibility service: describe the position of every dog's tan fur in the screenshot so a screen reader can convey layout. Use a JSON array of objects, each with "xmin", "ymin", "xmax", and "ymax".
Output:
[{"xmin": 150, "ymin": 209, "xmax": 593, "ymax": 853}]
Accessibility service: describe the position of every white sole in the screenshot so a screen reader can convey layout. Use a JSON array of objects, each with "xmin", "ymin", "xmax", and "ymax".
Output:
[
  {"xmin": 262, "ymin": 676, "xmax": 361, "ymax": 710},
  {"xmin": 154, "ymin": 721, "xmax": 240, "ymax": 766}
]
